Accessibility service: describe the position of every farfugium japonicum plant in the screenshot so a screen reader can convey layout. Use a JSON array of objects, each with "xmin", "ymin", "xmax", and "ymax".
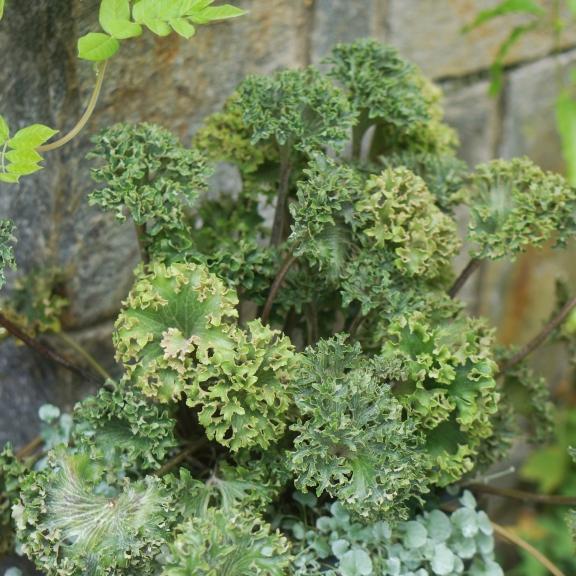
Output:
[{"xmin": 2, "ymin": 37, "xmax": 576, "ymax": 576}]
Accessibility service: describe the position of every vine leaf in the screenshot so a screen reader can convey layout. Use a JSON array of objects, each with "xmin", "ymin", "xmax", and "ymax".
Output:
[
  {"xmin": 0, "ymin": 119, "xmax": 58, "ymax": 183},
  {"xmin": 463, "ymin": 0, "xmax": 544, "ymax": 33},
  {"xmin": 99, "ymin": 0, "xmax": 142, "ymax": 39},
  {"xmin": 132, "ymin": 0, "xmax": 246, "ymax": 38},
  {"xmin": 78, "ymin": 32, "xmax": 121, "ymax": 61},
  {"xmin": 556, "ymin": 90, "xmax": 576, "ymax": 186}
]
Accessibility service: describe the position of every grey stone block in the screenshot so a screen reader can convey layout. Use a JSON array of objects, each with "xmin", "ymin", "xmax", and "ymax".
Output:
[
  {"xmin": 443, "ymin": 79, "xmax": 499, "ymax": 166},
  {"xmin": 387, "ymin": 0, "xmax": 576, "ymax": 79}
]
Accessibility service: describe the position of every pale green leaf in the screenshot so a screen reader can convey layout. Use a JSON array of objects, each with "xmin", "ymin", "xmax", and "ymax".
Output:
[
  {"xmin": 339, "ymin": 549, "xmax": 373, "ymax": 576},
  {"xmin": 142, "ymin": 17, "xmax": 172, "ymax": 35},
  {"xmin": 0, "ymin": 115, "xmax": 9, "ymax": 144},
  {"xmin": 189, "ymin": 4, "xmax": 246, "ymax": 23},
  {"xmin": 6, "ymin": 162, "xmax": 42, "ymax": 176},
  {"xmin": 8, "ymin": 124, "xmax": 57, "ymax": 149},
  {"xmin": 5, "ymin": 148, "xmax": 43, "ymax": 164},
  {"xmin": 431, "ymin": 544, "xmax": 456, "ymax": 576},
  {"xmin": 464, "ymin": 0, "xmax": 545, "ymax": 32},
  {"xmin": 568, "ymin": 0, "xmax": 576, "ymax": 15},
  {"xmin": 0, "ymin": 0, "xmax": 4, "ymax": 21},
  {"xmin": 99, "ymin": 0, "xmax": 142, "ymax": 39},
  {"xmin": 169, "ymin": 17, "xmax": 196, "ymax": 38},
  {"xmin": 0, "ymin": 173, "xmax": 19, "ymax": 183},
  {"xmin": 78, "ymin": 32, "xmax": 120, "ymax": 61},
  {"xmin": 556, "ymin": 90, "xmax": 576, "ymax": 186}
]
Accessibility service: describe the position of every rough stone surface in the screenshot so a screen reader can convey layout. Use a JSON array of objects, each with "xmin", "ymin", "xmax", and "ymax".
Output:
[
  {"xmin": 500, "ymin": 48, "xmax": 576, "ymax": 170},
  {"xmin": 443, "ymin": 79, "xmax": 500, "ymax": 167},
  {"xmin": 310, "ymin": 0, "xmax": 384, "ymax": 64},
  {"xmin": 388, "ymin": 0, "xmax": 576, "ymax": 79}
]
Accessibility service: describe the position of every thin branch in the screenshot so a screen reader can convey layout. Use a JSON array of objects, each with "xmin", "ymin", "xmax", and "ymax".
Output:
[
  {"xmin": 449, "ymin": 258, "xmax": 481, "ymax": 299},
  {"xmin": 0, "ymin": 312, "xmax": 99, "ymax": 383},
  {"xmin": 37, "ymin": 61, "xmax": 108, "ymax": 153},
  {"xmin": 347, "ymin": 311, "xmax": 365, "ymax": 340},
  {"xmin": 261, "ymin": 253, "xmax": 297, "ymax": 325},
  {"xmin": 15, "ymin": 436, "xmax": 43, "ymax": 460},
  {"xmin": 499, "ymin": 294, "xmax": 576, "ymax": 374},
  {"xmin": 270, "ymin": 151, "xmax": 293, "ymax": 246},
  {"xmin": 57, "ymin": 332, "xmax": 112, "ymax": 381},
  {"xmin": 492, "ymin": 521, "xmax": 566, "ymax": 576},
  {"xmin": 155, "ymin": 440, "xmax": 206, "ymax": 477},
  {"xmin": 468, "ymin": 482, "xmax": 576, "ymax": 506}
]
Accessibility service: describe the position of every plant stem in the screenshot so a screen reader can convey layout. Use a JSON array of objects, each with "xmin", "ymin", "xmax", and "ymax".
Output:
[
  {"xmin": 468, "ymin": 483, "xmax": 576, "ymax": 506},
  {"xmin": 0, "ymin": 312, "xmax": 98, "ymax": 383},
  {"xmin": 261, "ymin": 253, "xmax": 297, "ymax": 324},
  {"xmin": 57, "ymin": 332, "xmax": 112, "ymax": 381},
  {"xmin": 348, "ymin": 311, "xmax": 365, "ymax": 340},
  {"xmin": 499, "ymin": 294, "xmax": 576, "ymax": 374},
  {"xmin": 270, "ymin": 149, "xmax": 293, "ymax": 246},
  {"xmin": 135, "ymin": 223, "xmax": 151, "ymax": 265},
  {"xmin": 155, "ymin": 440, "xmax": 206, "ymax": 477},
  {"xmin": 37, "ymin": 61, "xmax": 108, "ymax": 153},
  {"xmin": 351, "ymin": 110, "xmax": 370, "ymax": 162},
  {"xmin": 15, "ymin": 435, "xmax": 43, "ymax": 460},
  {"xmin": 492, "ymin": 521, "xmax": 566, "ymax": 576},
  {"xmin": 448, "ymin": 258, "xmax": 481, "ymax": 298}
]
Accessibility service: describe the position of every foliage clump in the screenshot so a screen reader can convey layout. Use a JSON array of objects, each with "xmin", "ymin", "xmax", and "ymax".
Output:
[
  {"xmin": 289, "ymin": 491, "xmax": 503, "ymax": 576},
  {"xmin": 7, "ymin": 36, "xmax": 576, "ymax": 576},
  {"xmin": 290, "ymin": 336, "xmax": 427, "ymax": 520},
  {"xmin": 467, "ymin": 157, "xmax": 576, "ymax": 260},
  {"xmin": 0, "ymin": 219, "xmax": 16, "ymax": 289}
]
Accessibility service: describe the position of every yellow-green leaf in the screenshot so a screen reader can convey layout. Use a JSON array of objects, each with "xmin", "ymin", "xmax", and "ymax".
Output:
[
  {"xmin": 5, "ymin": 148, "xmax": 43, "ymax": 164},
  {"xmin": 0, "ymin": 0, "xmax": 5, "ymax": 21},
  {"xmin": 0, "ymin": 173, "xmax": 19, "ymax": 183},
  {"xmin": 6, "ymin": 161, "xmax": 42, "ymax": 175},
  {"xmin": 9, "ymin": 124, "xmax": 58, "ymax": 150},
  {"xmin": 169, "ymin": 17, "xmax": 195, "ymax": 38},
  {"xmin": 78, "ymin": 32, "xmax": 120, "ymax": 61},
  {"xmin": 100, "ymin": 0, "xmax": 142, "ymax": 39},
  {"xmin": 0, "ymin": 116, "xmax": 9, "ymax": 145},
  {"xmin": 190, "ymin": 4, "xmax": 246, "ymax": 23},
  {"xmin": 556, "ymin": 91, "xmax": 576, "ymax": 186}
]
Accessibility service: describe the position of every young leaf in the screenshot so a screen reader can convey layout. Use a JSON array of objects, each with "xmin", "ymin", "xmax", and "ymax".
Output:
[
  {"xmin": 0, "ymin": 0, "xmax": 4, "ymax": 21},
  {"xmin": 0, "ymin": 115, "xmax": 9, "ymax": 145},
  {"xmin": 189, "ymin": 4, "xmax": 246, "ymax": 23},
  {"xmin": 169, "ymin": 17, "xmax": 196, "ymax": 38},
  {"xmin": 8, "ymin": 124, "xmax": 58, "ymax": 150},
  {"xmin": 463, "ymin": 0, "xmax": 545, "ymax": 32},
  {"xmin": 78, "ymin": 32, "xmax": 120, "ymax": 61},
  {"xmin": 489, "ymin": 24, "xmax": 534, "ymax": 95},
  {"xmin": 99, "ymin": 0, "xmax": 142, "ymax": 39},
  {"xmin": 556, "ymin": 90, "xmax": 576, "ymax": 186},
  {"xmin": 5, "ymin": 148, "xmax": 43, "ymax": 165}
]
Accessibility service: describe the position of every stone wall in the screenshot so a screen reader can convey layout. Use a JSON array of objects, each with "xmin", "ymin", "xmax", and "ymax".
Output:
[{"xmin": 1, "ymin": 0, "xmax": 575, "ymax": 449}]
